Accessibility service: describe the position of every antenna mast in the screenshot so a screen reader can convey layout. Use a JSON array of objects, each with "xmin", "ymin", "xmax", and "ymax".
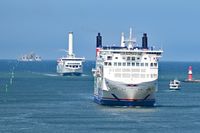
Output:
[{"xmin": 125, "ymin": 27, "xmax": 136, "ymax": 49}]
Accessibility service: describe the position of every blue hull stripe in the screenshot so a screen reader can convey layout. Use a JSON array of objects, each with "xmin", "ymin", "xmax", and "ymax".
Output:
[
  {"xmin": 62, "ymin": 72, "xmax": 82, "ymax": 76},
  {"xmin": 94, "ymin": 96, "xmax": 155, "ymax": 106}
]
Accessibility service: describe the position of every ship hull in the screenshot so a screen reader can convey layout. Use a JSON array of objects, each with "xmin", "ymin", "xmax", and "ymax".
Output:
[
  {"xmin": 94, "ymin": 96, "xmax": 155, "ymax": 106},
  {"xmin": 94, "ymin": 79, "xmax": 157, "ymax": 106},
  {"xmin": 57, "ymin": 66, "xmax": 83, "ymax": 76},
  {"xmin": 60, "ymin": 72, "xmax": 82, "ymax": 76}
]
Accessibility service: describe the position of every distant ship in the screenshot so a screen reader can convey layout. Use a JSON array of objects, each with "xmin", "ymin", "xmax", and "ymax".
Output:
[
  {"xmin": 169, "ymin": 79, "xmax": 181, "ymax": 90},
  {"xmin": 92, "ymin": 28, "xmax": 163, "ymax": 106},
  {"xmin": 57, "ymin": 32, "xmax": 85, "ymax": 76},
  {"xmin": 18, "ymin": 52, "xmax": 42, "ymax": 61}
]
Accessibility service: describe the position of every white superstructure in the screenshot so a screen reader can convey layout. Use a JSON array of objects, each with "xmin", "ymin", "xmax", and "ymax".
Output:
[
  {"xmin": 57, "ymin": 32, "xmax": 85, "ymax": 76},
  {"xmin": 93, "ymin": 29, "xmax": 163, "ymax": 106}
]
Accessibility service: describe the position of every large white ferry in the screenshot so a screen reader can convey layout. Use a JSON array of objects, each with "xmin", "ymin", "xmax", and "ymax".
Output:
[
  {"xmin": 57, "ymin": 32, "xmax": 85, "ymax": 76},
  {"xmin": 92, "ymin": 28, "xmax": 163, "ymax": 106}
]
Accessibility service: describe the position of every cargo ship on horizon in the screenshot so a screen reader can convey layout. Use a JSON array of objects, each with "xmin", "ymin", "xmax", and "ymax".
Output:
[{"xmin": 18, "ymin": 52, "xmax": 42, "ymax": 62}]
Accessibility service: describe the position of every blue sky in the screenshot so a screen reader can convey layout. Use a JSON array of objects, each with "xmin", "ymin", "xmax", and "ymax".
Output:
[{"xmin": 0, "ymin": 0, "xmax": 200, "ymax": 61}]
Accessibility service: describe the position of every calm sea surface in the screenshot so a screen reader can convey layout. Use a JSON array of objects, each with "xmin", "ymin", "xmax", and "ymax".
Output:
[{"xmin": 0, "ymin": 60, "xmax": 200, "ymax": 133}]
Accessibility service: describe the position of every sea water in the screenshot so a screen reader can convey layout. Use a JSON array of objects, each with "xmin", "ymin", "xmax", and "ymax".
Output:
[{"xmin": 0, "ymin": 60, "xmax": 200, "ymax": 133}]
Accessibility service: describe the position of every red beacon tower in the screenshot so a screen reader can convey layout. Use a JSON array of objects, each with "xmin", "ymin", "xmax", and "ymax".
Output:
[{"xmin": 188, "ymin": 66, "xmax": 193, "ymax": 81}]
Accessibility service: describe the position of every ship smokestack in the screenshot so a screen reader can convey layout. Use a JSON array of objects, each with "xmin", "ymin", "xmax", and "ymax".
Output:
[
  {"xmin": 142, "ymin": 33, "xmax": 148, "ymax": 49},
  {"xmin": 68, "ymin": 32, "xmax": 73, "ymax": 56},
  {"xmin": 96, "ymin": 33, "xmax": 102, "ymax": 48},
  {"xmin": 188, "ymin": 66, "xmax": 193, "ymax": 81},
  {"xmin": 96, "ymin": 33, "xmax": 102, "ymax": 57}
]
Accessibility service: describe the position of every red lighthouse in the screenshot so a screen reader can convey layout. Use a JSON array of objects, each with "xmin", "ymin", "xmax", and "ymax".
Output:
[{"xmin": 188, "ymin": 66, "xmax": 193, "ymax": 81}]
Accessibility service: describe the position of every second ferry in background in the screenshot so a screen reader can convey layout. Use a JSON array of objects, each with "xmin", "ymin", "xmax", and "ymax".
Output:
[
  {"xmin": 92, "ymin": 28, "xmax": 163, "ymax": 106},
  {"xmin": 57, "ymin": 32, "xmax": 85, "ymax": 76}
]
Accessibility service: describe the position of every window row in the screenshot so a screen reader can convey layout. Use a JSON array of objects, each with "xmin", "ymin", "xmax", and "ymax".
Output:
[
  {"xmin": 114, "ymin": 73, "xmax": 158, "ymax": 78},
  {"xmin": 107, "ymin": 56, "xmax": 141, "ymax": 61},
  {"xmin": 65, "ymin": 65, "xmax": 81, "ymax": 68},
  {"xmin": 110, "ymin": 68, "xmax": 145, "ymax": 73},
  {"xmin": 104, "ymin": 62, "xmax": 157, "ymax": 67}
]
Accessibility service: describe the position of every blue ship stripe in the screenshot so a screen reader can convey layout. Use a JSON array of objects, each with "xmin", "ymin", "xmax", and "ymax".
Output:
[
  {"xmin": 94, "ymin": 96, "xmax": 155, "ymax": 106},
  {"xmin": 62, "ymin": 72, "xmax": 82, "ymax": 76}
]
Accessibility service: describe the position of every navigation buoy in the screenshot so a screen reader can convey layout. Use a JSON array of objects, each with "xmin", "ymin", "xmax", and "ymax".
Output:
[
  {"xmin": 5, "ymin": 84, "xmax": 8, "ymax": 92},
  {"xmin": 11, "ymin": 72, "xmax": 14, "ymax": 78},
  {"xmin": 10, "ymin": 78, "xmax": 13, "ymax": 85},
  {"xmin": 188, "ymin": 66, "xmax": 193, "ymax": 81}
]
